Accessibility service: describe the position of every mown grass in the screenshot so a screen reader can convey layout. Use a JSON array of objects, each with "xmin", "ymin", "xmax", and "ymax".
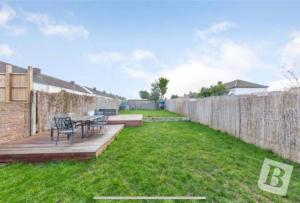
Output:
[
  {"xmin": 0, "ymin": 122, "xmax": 299, "ymax": 203},
  {"xmin": 119, "ymin": 110, "xmax": 181, "ymax": 117}
]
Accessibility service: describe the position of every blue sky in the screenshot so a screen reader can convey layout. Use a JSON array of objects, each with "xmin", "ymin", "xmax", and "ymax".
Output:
[{"xmin": 1, "ymin": 1, "xmax": 300, "ymax": 98}]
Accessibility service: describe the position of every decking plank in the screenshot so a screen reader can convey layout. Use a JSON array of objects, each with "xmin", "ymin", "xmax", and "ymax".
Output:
[{"xmin": 0, "ymin": 124, "xmax": 124, "ymax": 163}]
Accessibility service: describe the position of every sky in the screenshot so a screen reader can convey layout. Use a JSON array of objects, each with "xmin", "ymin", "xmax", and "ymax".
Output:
[{"xmin": 1, "ymin": 1, "xmax": 300, "ymax": 98}]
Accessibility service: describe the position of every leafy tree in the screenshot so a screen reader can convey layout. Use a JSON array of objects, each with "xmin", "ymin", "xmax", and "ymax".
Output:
[
  {"xmin": 198, "ymin": 87, "xmax": 211, "ymax": 98},
  {"xmin": 157, "ymin": 77, "xmax": 169, "ymax": 98},
  {"xmin": 139, "ymin": 90, "xmax": 150, "ymax": 100},
  {"xmin": 150, "ymin": 82, "xmax": 161, "ymax": 101},
  {"xmin": 141, "ymin": 77, "xmax": 170, "ymax": 101},
  {"xmin": 198, "ymin": 81, "xmax": 229, "ymax": 98},
  {"xmin": 171, "ymin": 95, "xmax": 178, "ymax": 99}
]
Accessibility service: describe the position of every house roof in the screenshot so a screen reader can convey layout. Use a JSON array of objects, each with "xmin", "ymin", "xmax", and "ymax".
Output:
[
  {"xmin": 84, "ymin": 86, "xmax": 124, "ymax": 100},
  {"xmin": 0, "ymin": 61, "xmax": 89, "ymax": 94},
  {"xmin": 34, "ymin": 73, "xmax": 89, "ymax": 94},
  {"xmin": 0, "ymin": 61, "xmax": 125, "ymax": 99},
  {"xmin": 224, "ymin": 80, "xmax": 268, "ymax": 89},
  {"xmin": 0, "ymin": 61, "xmax": 27, "ymax": 73},
  {"xmin": 85, "ymin": 87, "xmax": 112, "ymax": 98}
]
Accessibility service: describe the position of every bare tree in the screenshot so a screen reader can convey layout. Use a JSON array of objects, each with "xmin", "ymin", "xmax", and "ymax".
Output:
[{"xmin": 281, "ymin": 63, "xmax": 300, "ymax": 88}]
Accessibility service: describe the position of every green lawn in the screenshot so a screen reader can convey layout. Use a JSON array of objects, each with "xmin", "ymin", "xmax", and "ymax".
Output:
[
  {"xmin": 1, "ymin": 122, "xmax": 300, "ymax": 202},
  {"xmin": 119, "ymin": 109, "xmax": 181, "ymax": 117}
]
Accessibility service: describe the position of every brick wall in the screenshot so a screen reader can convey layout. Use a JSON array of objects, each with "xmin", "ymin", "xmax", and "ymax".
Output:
[{"xmin": 0, "ymin": 102, "xmax": 30, "ymax": 143}]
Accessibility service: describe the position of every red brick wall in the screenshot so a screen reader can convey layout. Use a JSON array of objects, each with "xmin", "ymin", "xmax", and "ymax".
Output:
[{"xmin": 0, "ymin": 102, "xmax": 30, "ymax": 143}]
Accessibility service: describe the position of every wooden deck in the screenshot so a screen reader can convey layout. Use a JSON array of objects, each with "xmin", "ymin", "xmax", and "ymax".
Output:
[
  {"xmin": 108, "ymin": 114, "xmax": 143, "ymax": 126},
  {"xmin": 0, "ymin": 124, "xmax": 124, "ymax": 163}
]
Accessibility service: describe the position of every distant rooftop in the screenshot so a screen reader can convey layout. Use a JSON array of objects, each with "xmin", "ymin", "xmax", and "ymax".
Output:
[
  {"xmin": 0, "ymin": 61, "xmax": 124, "ymax": 99},
  {"xmin": 34, "ymin": 72, "xmax": 89, "ymax": 94},
  {"xmin": 224, "ymin": 80, "xmax": 268, "ymax": 89},
  {"xmin": 0, "ymin": 61, "xmax": 88, "ymax": 94},
  {"xmin": 85, "ymin": 87, "xmax": 112, "ymax": 98},
  {"xmin": 85, "ymin": 86, "xmax": 125, "ymax": 100},
  {"xmin": 0, "ymin": 61, "xmax": 27, "ymax": 73}
]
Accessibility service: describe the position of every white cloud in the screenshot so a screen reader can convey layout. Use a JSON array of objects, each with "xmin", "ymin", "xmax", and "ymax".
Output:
[
  {"xmin": 86, "ymin": 49, "xmax": 158, "ymax": 67},
  {"xmin": 86, "ymin": 51, "xmax": 125, "ymax": 65},
  {"xmin": 0, "ymin": 5, "xmax": 26, "ymax": 36},
  {"xmin": 196, "ymin": 21, "xmax": 236, "ymax": 40},
  {"xmin": 268, "ymin": 78, "xmax": 300, "ymax": 91},
  {"xmin": 219, "ymin": 40, "xmax": 261, "ymax": 71},
  {"xmin": 152, "ymin": 21, "xmax": 270, "ymax": 97},
  {"xmin": 86, "ymin": 49, "xmax": 161, "ymax": 82},
  {"xmin": 85, "ymin": 21, "xmax": 266, "ymax": 97},
  {"xmin": 268, "ymin": 31, "xmax": 300, "ymax": 91},
  {"xmin": 123, "ymin": 67, "xmax": 149, "ymax": 79},
  {"xmin": 161, "ymin": 62, "xmax": 231, "ymax": 96},
  {"xmin": 41, "ymin": 24, "xmax": 88, "ymax": 40},
  {"xmin": 158, "ymin": 32, "xmax": 266, "ymax": 96},
  {"xmin": 23, "ymin": 11, "xmax": 88, "ymax": 40},
  {"xmin": 87, "ymin": 49, "xmax": 158, "ymax": 65},
  {"xmin": 132, "ymin": 49, "xmax": 157, "ymax": 61},
  {"xmin": 6, "ymin": 26, "xmax": 27, "ymax": 36},
  {"xmin": 85, "ymin": 20, "xmax": 271, "ymax": 97},
  {"xmin": 0, "ymin": 6, "xmax": 87, "ymax": 39},
  {"xmin": 282, "ymin": 32, "xmax": 300, "ymax": 64},
  {"xmin": 0, "ymin": 5, "xmax": 15, "ymax": 26},
  {"xmin": 0, "ymin": 44, "xmax": 13, "ymax": 57},
  {"xmin": 23, "ymin": 12, "xmax": 49, "ymax": 25}
]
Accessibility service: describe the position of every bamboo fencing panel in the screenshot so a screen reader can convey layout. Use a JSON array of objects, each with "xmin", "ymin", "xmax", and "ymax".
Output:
[{"xmin": 166, "ymin": 90, "xmax": 300, "ymax": 163}]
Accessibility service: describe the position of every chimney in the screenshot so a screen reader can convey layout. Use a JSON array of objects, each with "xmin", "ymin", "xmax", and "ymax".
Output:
[
  {"xmin": 32, "ymin": 68, "xmax": 41, "ymax": 75},
  {"xmin": 5, "ymin": 64, "xmax": 12, "ymax": 73}
]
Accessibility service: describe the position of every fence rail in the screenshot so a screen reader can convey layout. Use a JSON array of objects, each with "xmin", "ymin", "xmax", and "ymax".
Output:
[{"xmin": 166, "ymin": 90, "xmax": 300, "ymax": 164}]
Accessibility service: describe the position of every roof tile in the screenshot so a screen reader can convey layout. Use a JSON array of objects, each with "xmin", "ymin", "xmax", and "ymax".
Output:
[{"xmin": 224, "ymin": 79, "xmax": 268, "ymax": 89}]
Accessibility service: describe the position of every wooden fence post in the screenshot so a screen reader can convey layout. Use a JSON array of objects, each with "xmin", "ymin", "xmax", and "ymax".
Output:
[
  {"xmin": 5, "ymin": 64, "xmax": 12, "ymax": 102},
  {"xmin": 27, "ymin": 66, "xmax": 33, "ymax": 101},
  {"xmin": 27, "ymin": 66, "xmax": 34, "ymax": 136}
]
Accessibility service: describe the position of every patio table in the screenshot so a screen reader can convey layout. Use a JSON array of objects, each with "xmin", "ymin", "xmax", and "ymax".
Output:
[{"xmin": 72, "ymin": 115, "xmax": 104, "ymax": 138}]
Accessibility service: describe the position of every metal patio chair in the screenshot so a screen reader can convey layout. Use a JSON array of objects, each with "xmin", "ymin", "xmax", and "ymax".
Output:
[
  {"xmin": 94, "ymin": 110, "xmax": 109, "ymax": 128},
  {"xmin": 50, "ymin": 113, "xmax": 68, "ymax": 141},
  {"xmin": 88, "ymin": 116, "xmax": 108, "ymax": 135},
  {"xmin": 54, "ymin": 116, "xmax": 77, "ymax": 145}
]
